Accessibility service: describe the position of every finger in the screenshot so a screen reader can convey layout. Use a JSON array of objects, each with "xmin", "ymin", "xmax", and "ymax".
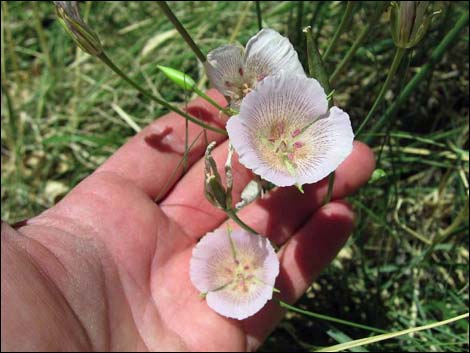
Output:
[
  {"xmin": 93, "ymin": 89, "xmax": 228, "ymax": 200},
  {"xmin": 243, "ymin": 200, "xmax": 355, "ymax": 350},
  {"xmin": 162, "ymin": 141, "xmax": 374, "ymax": 242},
  {"xmin": 224, "ymin": 141, "xmax": 374, "ymax": 246}
]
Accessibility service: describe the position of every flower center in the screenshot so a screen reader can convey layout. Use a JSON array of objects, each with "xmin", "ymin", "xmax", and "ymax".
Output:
[
  {"xmin": 258, "ymin": 121, "xmax": 306, "ymax": 174},
  {"xmin": 223, "ymin": 260, "xmax": 259, "ymax": 294}
]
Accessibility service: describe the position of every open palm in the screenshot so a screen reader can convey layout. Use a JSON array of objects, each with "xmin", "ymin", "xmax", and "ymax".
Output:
[{"xmin": 1, "ymin": 91, "xmax": 375, "ymax": 351}]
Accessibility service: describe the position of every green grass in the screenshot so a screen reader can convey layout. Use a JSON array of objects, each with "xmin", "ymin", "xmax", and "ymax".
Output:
[{"xmin": 1, "ymin": 1, "xmax": 468, "ymax": 351}]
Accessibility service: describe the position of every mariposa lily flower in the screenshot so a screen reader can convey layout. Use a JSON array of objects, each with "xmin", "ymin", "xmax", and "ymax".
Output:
[
  {"xmin": 204, "ymin": 28, "xmax": 305, "ymax": 107},
  {"xmin": 226, "ymin": 74, "xmax": 354, "ymax": 188},
  {"xmin": 190, "ymin": 229, "xmax": 279, "ymax": 320}
]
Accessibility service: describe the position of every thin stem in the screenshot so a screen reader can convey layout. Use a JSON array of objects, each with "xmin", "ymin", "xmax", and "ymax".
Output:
[
  {"xmin": 278, "ymin": 300, "xmax": 387, "ymax": 334},
  {"xmin": 322, "ymin": 171, "xmax": 335, "ymax": 205},
  {"xmin": 309, "ymin": 2, "xmax": 324, "ymax": 36},
  {"xmin": 330, "ymin": 24, "xmax": 369, "ymax": 83},
  {"xmin": 183, "ymin": 111, "xmax": 189, "ymax": 172},
  {"xmin": 193, "ymin": 87, "xmax": 231, "ymax": 115},
  {"xmin": 364, "ymin": 10, "xmax": 469, "ymax": 144},
  {"xmin": 32, "ymin": 2, "xmax": 53, "ymax": 72},
  {"xmin": 227, "ymin": 228, "xmax": 238, "ymax": 262},
  {"xmin": 315, "ymin": 313, "xmax": 469, "ymax": 352},
  {"xmin": 1, "ymin": 2, "xmax": 20, "ymax": 77},
  {"xmin": 255, "ymin": 1, "xmax": 262, "ymax": 30},
  {"xmin": 157, "ymin": 1, "xmax": 206, "ymax": 62},
  {"xmin": 226, "ymin": 208, "xmax": 280, "ymax": 252},
  {"xmin": 330, "ymin": 3, "xmax": 387, "ymax": 83},
  {"xmin": 226, "ymin": 209, "xmax": 259, "ymax": 235},
  {"xmin": 355, "ymin": 47, "xmax": 406, "ymax": 137},
  {"xmin": 294, "ymin": 1, "xmax": 304, "ymax": 47},
  {"xmin": 155, "ymin": 131, "xmax": 203, "ymax": 202},
  {"xmin": 322, "ymin": 1, "xmax": 354, "ymax": 61},
  {"xmin": 97, "ymin": 52, "xmax": 226, "ymax": 135},
  {"xmin": 229, "ymin": 1, "xmax": 252, "ymax": 43}
]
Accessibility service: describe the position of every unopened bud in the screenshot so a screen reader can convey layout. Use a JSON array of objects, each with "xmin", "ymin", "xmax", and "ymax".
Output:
[
  {"xmin": 54, "ymin": 1, "xmax": 103, "ymax": 56},
  {"xmin": 157, "ymin": 65, "xmax": 196, "ymax": 91},
  {"xmin": 390, "ymin": 1, "xmax": 438, "ymax": 49},
  {"xmin": 204, "ymin": 142, "xmax": 235, "ymax": 210}
]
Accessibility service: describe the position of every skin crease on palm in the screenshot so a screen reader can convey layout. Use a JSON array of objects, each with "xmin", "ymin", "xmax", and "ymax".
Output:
[{"xmin": 1, "ymin": 90, "xmax": 375, "ymax": 352}]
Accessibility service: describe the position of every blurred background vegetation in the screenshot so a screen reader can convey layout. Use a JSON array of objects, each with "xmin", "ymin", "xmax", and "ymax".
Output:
[{"xmin": 1, "ymin": 1, "xmax": 468, "ymax": 351}]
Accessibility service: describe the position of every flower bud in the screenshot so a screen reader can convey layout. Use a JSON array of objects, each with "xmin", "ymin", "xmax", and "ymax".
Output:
[
  {"xmin": 204, "ymin": 142, "xmax": 234, "ymax": 210},
  {"xmin": 205, "ymin": 174, "xmax": 228, "ymax": 210},
  {"xmin": 390, "ymin": 1, "xmax": 436, "ymax": 49},
  {"xmin": 157, "ymin": 65, "xmax": 196, "ymax": 91},
  {"xmin": 54, "ymin": 1, "xmax": 103, "ymax": 56}
]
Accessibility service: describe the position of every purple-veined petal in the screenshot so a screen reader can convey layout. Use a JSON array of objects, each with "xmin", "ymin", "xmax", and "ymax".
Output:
[
  {"xmin": 228, "ymin": 74, "xmax": 335, "ymax": 186},
  {"xmin": 204, "ymin": 44, "xmax": 245, "ymax": 97},
  {"xmin": 190, "ymin": 228, "xmax": 235, "ymax": 293},
  {"xmin": 190, "ymin": 229, "xmax": 279, "ymax": 320},
  {"xmin": 244, "ymin": 28, "xmax": 305, "ymax": 82},
  {"xmin": 296, "ymin": 106, "xmax": 354, "ymax": 185}
]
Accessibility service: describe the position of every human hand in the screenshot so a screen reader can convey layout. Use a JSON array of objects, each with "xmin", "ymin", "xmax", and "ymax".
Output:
[{"xmin": 1, "ymin": 90, "xmax": 375, "ymax": 351}]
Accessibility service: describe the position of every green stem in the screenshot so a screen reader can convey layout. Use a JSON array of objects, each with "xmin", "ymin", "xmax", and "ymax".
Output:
[
  {"xmin": 32, "ymin": 2, "xmax": 53, "ymax": 72},
  {"xmin": 322, "ymin": 170, "xmax": 335, "ymax": 205},
  {"xmin": 330, "ymin": 3, "xmax": 387, "ymax": 82},
  {"xmin": 1, "ymin": 2, "xmax": 20, "ymax": 77},
  {"xmin": 322, "ymin": 1, "xmax": 354, "ymax": 61},
  {"xmin": 226, "ymin": 208, "xmax": 280, "ymax": 251},
  {"xmin": 157, "ymin": 1, "xmax": 206, "ymax": 62},
  {"xmin": 355, "ymin": 47, "xmax": 406, "ymax": 137},
  {"xmin": 364, "ymin": 10, "xmax": 469, "ymax": 144},
  {"xmin": 193, "ymin": 87, "xmax": 231, "ymax": 115},
  {"xmin": 226, "ymin": 209, "xmax": 259, "ymax": 235},
  {"xmin": 255, "ymin": 1, "xmax": 262, "ymax": 30},
  {"xmin": 329, "ymin": 23, "xmax": 369, "ymax": 83},
  {"xmin": 97, "ymin": 52, "xmax": 226, "ymax": 135},
  {"xmin": 278, "ymin": 300, "xmax": 387, "ymax": 334}
]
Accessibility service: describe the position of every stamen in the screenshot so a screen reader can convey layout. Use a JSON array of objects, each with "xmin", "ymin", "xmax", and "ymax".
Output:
[
  {"xmin": 293, "ymin": 141, "xmax": 304, "ymax": 149},
  {"xmin": 291, "ymin": 128, "xmax": 301, "ymax": 137}
]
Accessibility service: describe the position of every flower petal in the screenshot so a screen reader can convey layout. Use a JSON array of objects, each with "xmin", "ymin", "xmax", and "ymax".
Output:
[
  {"xmin": 190, "ymin": 229, "xmax": 279, "ymax": 320},
  {"xmin": 227, "ymin": 74, "xmax": 330, "ymax": 186},
  {"xmin": 296, "ymin": 106, "xmax": 354, "ymax": 185},
  {"xmin": 189, "ymin": 229, "xmax": 235, "ymax": 293},
  {"xmin": 244, "ymin": 28, "xmax": 305, "ymax": 81},
  {"xmin": 204, "ymin": 44, "xmax": 245, "ymax": 97},
  {"xmin": 206, "ymin": 230, "xmax": 279, "ymax": 320},
  {"xmin": 206, "ymin": 283, "xmax": 274, "ymax": 320}
]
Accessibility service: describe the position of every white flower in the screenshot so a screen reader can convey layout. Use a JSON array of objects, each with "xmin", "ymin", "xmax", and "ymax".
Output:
[
  {"xmin": 226, "ymin": 74, "xmax": 354, "ymax": 187},
  {"xmin": 204, "ymin": 28, "xmax": 305, "ymax": 107},
  {"xmin": 190, "ymin": 229, "xmax": 279, "ymax": 320}
]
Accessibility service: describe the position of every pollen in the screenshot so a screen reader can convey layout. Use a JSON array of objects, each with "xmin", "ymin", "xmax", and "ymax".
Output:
[{"xmin": 256, "ymin": 120, "xmax": 308, "ymax": 175}]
